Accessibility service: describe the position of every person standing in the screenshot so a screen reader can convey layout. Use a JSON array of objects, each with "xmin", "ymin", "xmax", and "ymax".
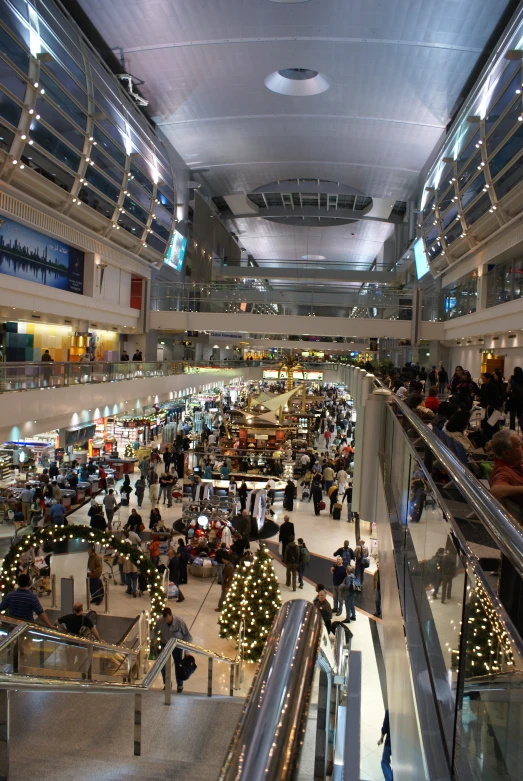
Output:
[
  {"xmin": 373, "ymin": 564, "xmax": 382, "ymax": 618},
  {"xmin": 41, "ymin": 349, "xmax": 53, "ymax": 386},
  {"xmin": 440, "ymin": 549, "xmax": 457, "ymax": 604},
  {"xmin": 103, "ymin": 489, "xmax": 118, "ymax": 529},
  {"xmin": 134, "ymin": 476, "xmax": 145, "ymax": 508},
  {"xmin": 0, "ymin": 573, "xmax": 53, "ymax": 627},
  {"xmin": 238, "ymin": 479, "xmax": 248, "ymax": 512},
  {"xmin": 149, "ymin": 473, "xmax": 159, "ymax": 509},
  {"xmin": 331, "ymin": 555, "xmax": 347, "ymax": 616},
  {"xmin": 378, "ymin": 710, "xmax": 393, "ymax": 781},
  {"xmin": 120, "ymin": 350, "xmax": 129, "ymax": 361},
  {"xmin": 283, "ymin": 536, "xmax": 300, "ymax": 591},
  {"xmin": 328, "ymin": 482, "xmax": 339, "ymax": 515},
  {"xmin": 167, "ymin": 548, "xmax": 185, "ymax": 602},
  {"xmin": 177, "ymin": 539, "xmax": 189, "ymax": 585},
  {"xmin": 354, "ymin": 539, "xmax": 369, "ymax": 585},
  {"xmin": 341, "ymin": 481, "xmax": 353, "ymax": 521},
  {"xmin": 311, "ymin": 476, "xmax": 323, "ymax": 516},
  {"xmin": 341, "ymin": 566, "xmax": 357, "ymax": 622},
  {"xmin": 215, "ymin": 558, "xmax": 235, "ymax": 611},
  {"xmin": 20, "ymin": 485, "xmax": 33, "ymax": 524},
  {"xmin": 297, "ymin": 537, "xmax": 310, "ymax": 589},
  {"xmin": 153, "ymin": 607, "xmax": 192, "ymax": 693},
  {"xmin": 323, "ymin": 463, "xmax": 335, "ymax": 492},
  {"xmin": 55, "ymin": 602, "xmax": 102, "ymax": 641},
  {"xmin": 315, "ymin": 590, "xmax": 333, "ymax": 634},
  {"xmin": 284, "ymin": 479, "xmax": 295, "ymax": 512},
  {"xmin": 87, "ymin": 547, "xmax": 104, "ymax": 605},
  {"xmin": 123, "ymin": 556, "xmax": 139, "ymax": 597},
  {"xmin": 162, "ymin": 446, "xmax": 172, "ymax": 473},
  {"xmin": 215, "ymin": 542, "xmax": 229, "ymax": 585},
  {"xmin": 506, "ymin": 366, "xmax": 523, "ymax": 432},
  {"xmin": 278, "ymin": 515, "xmax": 295, "ymax": 561}
]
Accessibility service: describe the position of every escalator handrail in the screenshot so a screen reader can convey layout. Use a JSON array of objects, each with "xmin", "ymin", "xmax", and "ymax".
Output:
[{"xmin": 380, "ymin": 383, "xmax": 523, "ymax": 579}]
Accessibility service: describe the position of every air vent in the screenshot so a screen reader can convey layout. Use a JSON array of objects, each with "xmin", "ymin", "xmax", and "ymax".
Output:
[
  {"xmin": 91, "ymin": 324, "xmax": 97, "ymax": 328},
  {"xmin": 509, "ymin": 333, "xmax": 516, "ymax": 338},
  {"xmin": 492, "ymin": 336, "xmax": 499, "ymax": 341},
  {"xmin": 31, "ymin": 314, "xmax": 41, "ymax": 320},
  {"xmin": 64, "ymin": 320, "xmax": 72, "ymax": 324}
]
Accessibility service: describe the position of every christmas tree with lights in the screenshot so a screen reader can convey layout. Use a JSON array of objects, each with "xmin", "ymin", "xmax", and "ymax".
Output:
[
  {"xmin": 452, "ymin": 581, "xmax": 515, "ymax": 676},
  {"xmin": 124, "ymin": 442, "xmax": 134, "ymax": 458},
  {"xmin": 219, "ymin": 544, "xmax": 282, "ymax": 662}
]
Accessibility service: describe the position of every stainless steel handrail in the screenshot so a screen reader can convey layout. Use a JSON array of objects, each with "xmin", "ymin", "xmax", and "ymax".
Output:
[
  {"xmin": 220, "ymin": 600, "xmax": 322, "ymax": 781},
  {"xmin": 388, "ymin": 392, "xmax": 523, "ymax": 578}
]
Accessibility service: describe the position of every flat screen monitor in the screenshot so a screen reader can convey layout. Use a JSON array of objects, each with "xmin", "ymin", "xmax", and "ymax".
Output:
[
  {"xmin": 413, "ymin": 239, "xmax": 430, "ymax": 279},
  {"xmin": 164, "ymin": 230, "xmax": 187, "ymax": 272}
]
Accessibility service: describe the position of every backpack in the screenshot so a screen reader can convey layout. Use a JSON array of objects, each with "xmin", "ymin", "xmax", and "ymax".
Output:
[
  {"xmin": 286, "ymin": 544, "xmax": 300, "ymax": 565},
  {"xmin": 352, "ymin": 576, "xmax": 362, "ymax": 592},
  {"xmin": 176, "ymin": 654, "xmax": 197, "ymax": 681},
  {"xmin": 341, "ymin": 548, "xmax": 352, "ymax": 567},
  {"xmin": 299, "ymin": 544, "xmax": 310, "ymax": 564}
]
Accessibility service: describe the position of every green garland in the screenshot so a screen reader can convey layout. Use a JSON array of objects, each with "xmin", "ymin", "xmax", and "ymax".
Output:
[{"xmin": 0, "ymin": 524, "xmax": 166, "ymax": 627}]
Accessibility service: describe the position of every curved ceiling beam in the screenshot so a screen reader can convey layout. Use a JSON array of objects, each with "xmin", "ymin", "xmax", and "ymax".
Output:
[
  {"xmin": 186, "ymin": 160, "xmax": 421, "ymax": 175},
  {"xmin": 157, "ymin": 113, "xmax": 445, "ymax": 130},
  {"xmin": 124, "ymin": 37, "xmax": 482, "ymax": 54}
]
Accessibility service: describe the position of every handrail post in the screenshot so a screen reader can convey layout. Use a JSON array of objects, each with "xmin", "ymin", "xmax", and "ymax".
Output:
[
  {"xmin": 164, "ymin": 653, "xmax": 172, "ymax": 706},
  {"xmin": 50, "ymin": 574, "xmax": 57, "ymax": 608},
  {"xmin": 103, "ymin": 575, "xmax": 109, "ymax": 615},
  {"xmin": 85, "ymin": 576, "xmax": 90, "ymax": 610},
  {"xmin": 207, "ymin": 657, "xmax": 213, "ymax": 697},
  {"xmin": 229, "ymin": 665, "xmax": 234, "ymax": 697}
]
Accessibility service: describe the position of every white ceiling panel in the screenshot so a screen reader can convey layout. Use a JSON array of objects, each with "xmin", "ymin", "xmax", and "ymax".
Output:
[{"xmin": 79, "ymin": 0, "xmax": 510, "ymax": 267}]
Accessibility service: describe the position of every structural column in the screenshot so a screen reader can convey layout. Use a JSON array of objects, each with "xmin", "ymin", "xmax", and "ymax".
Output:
[
  {"xmin": 358, "ymin": 388, "xmax": 392, "ymax": 524},
  {"xmin": 351, "ymin": 369, "xmax": 373, "ymax": 514}
]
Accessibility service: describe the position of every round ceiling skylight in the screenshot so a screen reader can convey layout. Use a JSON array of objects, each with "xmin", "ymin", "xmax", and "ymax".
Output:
[{"xmin": 265, "ymin": 68, "xmax": 330, "ymax": 96}]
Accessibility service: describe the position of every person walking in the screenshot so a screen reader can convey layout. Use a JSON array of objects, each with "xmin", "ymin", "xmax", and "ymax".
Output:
[
  {"xmin": 278, "ymin": 515, "xmax": 295, "ymax": 561},
  {"xmin": 20, "ymin": 485, "xmax": 33, "ymax": 523},
  {"xmin": 323, "ymin": 463, "xmax": 335, "ymax": 493},
  {"xmin": 354, "ymin": 539, "xmax": 369, "ymax": 585},
  {"xmin": 177, "ymin": 539, "xmax": 189, "ymax": 585},
  {"xmin": 215, "ymin": 542, "xmax": 229, "ymax": 585},
  {"xmin": 297, "ymin": 537, "xmax": 309, "ymax": 589},
  {"xmin": 167, "ymin": 548, "xmax": 185, "ymax": 602},
  {"xmin": 340, "ymin": 566, "xmax": 357, "ymax": 622},
  {"xmin": 341, "ymin": 481, "xmax": 353, "ymax": 521},
  {"xmin": 284, "ymin": 535, "xmax": 300, "ymax": 591},
  {"xmin": 215, "ymin": 558, "xmax": 235, "ymax": 611},
  {"xmin": 55, "ymin": 601, "xmax": 102, "ymax": 641},
  {"xmin": 315, "ymin": 590, "xmax": 333, "ymax": 634},
  {"xmin": 284, "ymin": 479, "xmax": 295, "ymax": 512},
  {"xmin": 331, "ymin": 555, "xmax": 347, "ymax": 616},
  {"xmin": 149, "ymin": 473, "xmax": 159, "ymax": 509},
  {"xmin": 134, "ymin": 476, "xmax": 145, "ymax": 508},
  {"xmin": 103, "ymin": 489, "xmax": 118, "ymax": 529},
  {"xmin": 153, "ymin": 607, "xmax": 192, "ymax": 693},
  {"xmin": 378, "ymin": 710, "xmax": 393, "ymax": 781},
  {"xmin": 328, "ymin": 481, "xmax": 339, "ymax": 514},
  {"xmin": 0, "ymin": 573, "xmax": 53, "ymax": 627},
  {"xmin": 123, "ymin": 556, "xmax": 139, "ymax": 597},
  {"xmin": 87, "ymin": 546, "xmax": 104, "ymax": 605},
  {"xmin": 440, "ymin": 548, "xmax": 457, "ymax": 604},
  {"xmin": 310, "ymin": 476, "xmax": 323, "ymax": 516},
  {"xmin": 506, "ymin": 366, "xmax": 523, "ymax": 432}
]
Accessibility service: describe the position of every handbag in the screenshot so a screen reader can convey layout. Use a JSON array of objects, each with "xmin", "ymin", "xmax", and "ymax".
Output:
[{"xmin": 319, "ymin": 501, "xmax": 326, "ymax": 511}]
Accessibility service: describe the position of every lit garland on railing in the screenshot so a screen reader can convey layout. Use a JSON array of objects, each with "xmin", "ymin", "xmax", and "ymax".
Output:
[
  {"xmin": 218, "ymin": 543, "xmax": 282, "ymax": 663},
  {"xmin": 451, "ymin": 581, "xmax": 515, "ymax": 676},
  {"xmin": 0, "ymin": 525, "xmax": 167, "ymax": 627}
]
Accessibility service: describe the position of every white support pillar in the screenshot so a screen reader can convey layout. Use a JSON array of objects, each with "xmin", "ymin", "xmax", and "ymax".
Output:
[
  {"xmin": 358, "ymin": 388, "xmax": 393, "ymax": 524},
  {"xmin": 351, "ymin": 369, "xmax": 370, "ymax": 513}
]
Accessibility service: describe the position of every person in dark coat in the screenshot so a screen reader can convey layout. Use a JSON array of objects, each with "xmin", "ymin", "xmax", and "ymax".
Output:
[
  {"xmin": 176, "ymin": 539, "xmax": 189, "ymax": 585},
  {"xmin": 167, "ymin": 548, "xmax": 185, "ymax": 602},
  {"xmin": 238, "ymin": 479, "xmax": 248, "ymax": 512},
  {"xmin": 284, "ymin": 479, "xmax": 295, "ymax": 512},
  {"xmin": 279, "ymin": 515, "xmax": 295, "ymax": 560},
  {"xmin": 232, "ymin": 509, "xmax": 251, "ymax": 542},
  {"xmin": 310, "ymin": 475, "xmax": 323, "ymax": 516}
]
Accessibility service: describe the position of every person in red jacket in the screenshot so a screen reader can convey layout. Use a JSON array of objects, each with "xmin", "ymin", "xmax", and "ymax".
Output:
[{"xmin": 423, "ymin": 386, "xmax": 440, "ymax": 412}]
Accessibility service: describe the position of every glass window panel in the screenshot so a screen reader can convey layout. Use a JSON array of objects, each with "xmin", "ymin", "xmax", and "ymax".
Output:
[
  {"xmin": 151, "ymin": 218, "xmax": 170, "ymax": 241},
  {"xmin": 486, "ymin": 99, "xmax": 521, "ymax": 156},
  {"xmin": 130, "ymin": 128, "xmax": 153, "ymax": 165},
  {"xmin": 443, "ymin": 219, "xmax": 463, "ymax": 248},
  {"xmin": 96, "ymin": 115, "xmax": 127, "ymax": 158},
  {"xmin": 427, "ymin": 240, "xmax": 442, "ymax": 261},
  {"xmin": 8, "ymin": 0, "xmax": 28, "ymax": 18},
  {"xmin": 0, "ymin": 0, "xmax": 30, "ymax": 48},
  {"xmin": 0, "ymin": 57, "xmax": 26, "ymax": 100},
  {"xmin": 77, "ymin": 184, "xmax": 115, "ymax": 220},
  {"xmin": 21, "ymin": 145, "xmax": 75, "ymax": 191},
  {"xmin": 437, "ymin": 161, "xmax": 454, "ymax": 190},
  {"xmin": 153, "ymin": 202, "xmax": 172, "ymax": 229},
  {"xmin": 422, "ymin": 195, "xmax": 435, "ymax": 222},
  {"xmin": 436, "ymin": 184, "xmax": 455, "ymax": 214},
  {"xmin": 38, "ymin": 22, "xmax": 85, "ymax": 86},
  {"xmin": 38, "ymin": 70, "xmax": 86, "ymax": 129},
  {"xmin": 457, "ymin": 130, "xmax": 479, "ymax": 173},
  {"xmin": 0, "ymin": 89, "xmax": 21, "ymax": 126},
  {"xmin": 128, "ymin": 179, "xmax": 152, "ymax": 211},
  {"xmin": 485, "ymin": 67, "xmax": 521, "ymax": 136},
  {"xmin": 0, "ymin": 26, "xmax": 29, "ymax": 72},
  {"xmin": 424, "ymin": 224, "xmax": 439, "ymax": 245},
  {"xmin": 93, "ymin": 87, "xmax": 126, "ymax": 134},
  {"xmin": 93, "ymin": 123, "xmax": 126, "ymax": 167},
  {"xmin": 29, "ymin": 122, "xmax": 80, "ymax": 171},
  {"xmin": 123, "ymin": 194, "xmax": 148, "ymax": 225},
  {"xmin": 0, "ymin": 121, "xmax": 15, "ymax": 152},
  {"xmin": 35, "ymin": 96, "xmax": 84, "ymax": 151},
  {"xmin": 490, "ymin": 124, "xmax": 523, "ymax": 179},
  {"xmin": 464, "ymin": 191, "xmax": 491, "ymax": 226},
  {"xmin": 157, "ymin": 188, "xmax": 174, "ymax": 214},
  {"xmin": 440, "ymin": 202, "xmax": 459, "ymax": 233},
  {"xmin": 146, "ymin": 233, "xmax": 166, "ymax": 254},
  {"xmin": 117, "ymin": 210, "xmax": 143, "ymax": 236},
  {"xmin": 88, "ymin": 54, "xmax": 122, "ymax": 107},
  {"xmin": 486, "ymin": 59, "xmax": 520, "ymax": 117},
  {"xmin": 460, "ymin": 172, "xmax": 485, "ymax": 210},
  {"xmin": 494, "ymin": 156, "xmax": 523, "ymax": 201},
  {"xmin": 36, "ymin": 0, "xmax": 80, "ymax": 48},
  {"xmin": 40, "ymin": 61, "xmax": 87, "ymax": 108},
  {"xmin": 458, "ymin": 152, "xmax": 481, "ymax": 190},
  {"xmin": 157, "ymin": 163, "xmax": 173, "ymax": 191},
  {"xmin": 89, "ymin": 144, "xmax": 123, "ymax": 185},
  {"xmin": 130, "ymin": 160, "xmax": 153, "ymax": 194},
  {"xmin": 85, "ymin": 165, "xmax": 120, "ymax": 202}
]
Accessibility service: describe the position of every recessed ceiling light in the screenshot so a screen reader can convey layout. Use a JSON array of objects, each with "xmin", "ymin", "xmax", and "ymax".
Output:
[
  {"xmin": 265, "ymin": 68, "xmax": 330, "ymax": 96},
  {"xmin": 301, "ymin": 254, "xmax": 326, "ymax": 260}
]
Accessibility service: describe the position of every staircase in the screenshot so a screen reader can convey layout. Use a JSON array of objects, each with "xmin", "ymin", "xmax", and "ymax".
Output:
[{"xmin": 9, "ymin": 690, "xmax": 244, "ymax": 781}]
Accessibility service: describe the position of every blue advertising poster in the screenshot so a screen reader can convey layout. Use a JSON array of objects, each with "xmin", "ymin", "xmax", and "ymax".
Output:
[{"xmin": 0, "ymin": 216, "xmax": 84, "ymax": 293}]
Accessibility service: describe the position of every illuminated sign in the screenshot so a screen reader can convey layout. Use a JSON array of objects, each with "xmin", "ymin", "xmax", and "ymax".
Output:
[{"xmin": 164, "ymin": 230, "xmax": 187, "ymax": 271}]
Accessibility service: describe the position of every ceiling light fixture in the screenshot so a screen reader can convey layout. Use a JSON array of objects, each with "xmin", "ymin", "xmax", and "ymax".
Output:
[{"xmin": 265, "ymin": 68, "xmax": 330, "ymax": 96}]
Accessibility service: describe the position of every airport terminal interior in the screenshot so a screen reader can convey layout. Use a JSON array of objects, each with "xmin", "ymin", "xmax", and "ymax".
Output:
[{"xmin": 0, "ymin": 1, "xmax": 523, "ymax": 779}]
